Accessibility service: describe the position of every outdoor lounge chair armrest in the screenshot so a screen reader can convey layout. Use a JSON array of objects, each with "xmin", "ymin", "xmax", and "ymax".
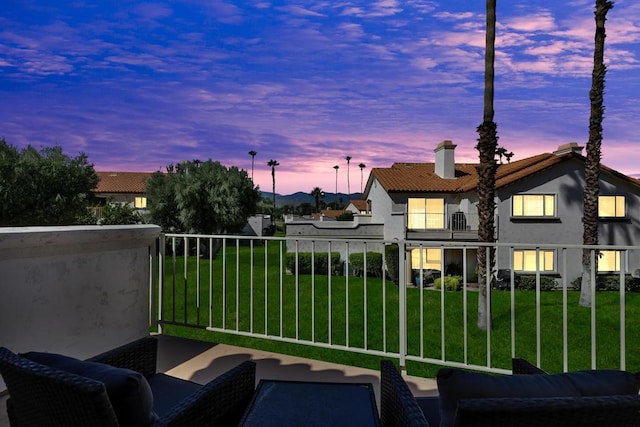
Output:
[
  {"xmin": 380, "ymin": 360, "xmax": 430, "ymax": 427},
  {"xmin": 454, "ymin": 395, "xmax": 640, "ymax": 427},
  {"xmin": 511, "ymin": 358, "xmax": 548, "ymax": 375},
  {"xmin": 155, "ymin": 360, "xmax": 256, "ymax": 427},
  {"xmin": 87, "ymin": 336, "xmax": 158, "ymax": 378}
]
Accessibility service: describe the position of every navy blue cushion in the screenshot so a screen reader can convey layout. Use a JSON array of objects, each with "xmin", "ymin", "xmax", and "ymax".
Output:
[
  {"xmin": 415, "ymin": 396, "xmax": 440, "ymax": 427},
  {"xmin": 147, "ymin": 373, "xmax": 202, "ymax": 418},
  {"xmin": 23, "ymin": 351, "xmax": 158, "ymax": 427},
  {"xmin": 564, "ymin": 370, "xmax": 640, "ymax": 396},
  {"xmin": 437, "ymin": 368, "xmax": 581, "ymax": 427}
]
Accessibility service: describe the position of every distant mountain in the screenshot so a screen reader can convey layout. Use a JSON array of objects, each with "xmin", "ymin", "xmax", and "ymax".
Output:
[{"xmin": 260, "ymin": 191, "xmax": 362, "ymax": 207}]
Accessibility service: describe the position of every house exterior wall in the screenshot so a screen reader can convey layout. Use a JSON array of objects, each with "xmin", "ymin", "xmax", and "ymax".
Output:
[
  {"xmin": 0, "ymin": 225, "xmax": 160, "ymax": 364},
  {"xmin": 380, "ymin": 191, "xmax": 479, "ymax": 241},
  {"xmin": 285, "ymin": 218, "xmax": 385, "ymax": 265},
  {"xmin": 242, "ymin": 214, "xmax": 271, "ymax": 236},
  {"xmin": 368, "ymin": 178, "xmax": 405, "ymax": 241},
  {"xmin": 95, "ymin": 192, "xmax": 139, "ymax": 205},
  {"xmin": 495, "ymin": 158, "xmax": 640, "ymax": 280}
]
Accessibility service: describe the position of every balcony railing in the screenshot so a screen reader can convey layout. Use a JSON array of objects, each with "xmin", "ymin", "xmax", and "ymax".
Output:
[{"xmin": 154, "ymin": 233, "xmax": 640, "ymax": 375}]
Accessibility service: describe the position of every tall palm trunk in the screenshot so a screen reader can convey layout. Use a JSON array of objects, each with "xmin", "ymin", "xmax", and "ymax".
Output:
[
  {"xmin": 345, "ymin": 156, "xmax": 352, "ymax": 200},
  {"xmin": 268, "ymin": 159, "xmax": 279, "ymax": 225},
  {"xmin": 581, "ymin": 0, "xmax": 614, "ymax": 307},
  {"xmin": 476, "ymin": 0, "xmax": 498, "ymax": 330}
]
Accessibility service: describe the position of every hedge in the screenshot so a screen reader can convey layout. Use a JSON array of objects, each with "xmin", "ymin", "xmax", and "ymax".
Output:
[
  {"xmin": 349, "ymin": 252, "xmax": 384, "ymax": 277},
  {"xmin": 285, "ymin": 252, "xmax": 341, "ymax": 275},
  {"xmin": 385, "ymin": 244, "xmax": 400, "ymax": 285}
]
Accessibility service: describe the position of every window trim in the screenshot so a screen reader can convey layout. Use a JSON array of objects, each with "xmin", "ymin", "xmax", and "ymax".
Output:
[
  {"xmin": 407, "ymin": 198, "xmax": 446, "ymax": 230},
  {"xmin": 134, "ymin": 196, "xmax": 147, "ymax": 209},
  {"xmin": 410, "ymin": 247, "xmax": 443, "ymax": 270},
  {"xmin": 511, "ymin": 194, "xmax": 557, "ymax": 219},
  {"xmin": 598, "ymin": 195, "xmax": 627, "ymax": 220},
  {"xmin": 597, "ymin": 250, "xmax": 624, "ymax": 273},
  {"xmin": 512, "ymin": 249, "xmax": 556, "ymax": 273}
]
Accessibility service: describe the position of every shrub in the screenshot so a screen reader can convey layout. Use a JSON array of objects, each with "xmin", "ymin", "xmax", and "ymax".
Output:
[
  {"xmin": 349, "ymin": 252, "xmax": 383, "ymax": 277},
  {"xmin": 100, "ymin": 202, "xmax": 142, "ymax": 225},
  {"xmin": 518, "ymin": 275, "xmax": 557, "ymax": 291},
  {"xmin": 285, "ymin": 252, "xmax": 341, "ymax": 275},
  {"xmin": 385, "ymin": 244, "xmax": 400, "ymax": 285},
  {"xmin": 434, "ymin": 275, "xmax": 462, "ymax": 291},
  {"xmin": 570, "ymin": 275, "xmax": 640, "ymax": 292},
  {"xmin": 262, "ymin": 224, "xmax": 276, "ymax": 236},
  {"xmin": 445, "ymin": 262, "xmax": 462, "ymax": 276},
  {"xmin": 336, "ymin": 212, "xmax": 354, "ymax": 221}
]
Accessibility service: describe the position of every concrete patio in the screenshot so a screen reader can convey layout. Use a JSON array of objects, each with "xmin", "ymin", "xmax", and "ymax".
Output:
[{"xmin": 0, "ymin": 334, "xmax": 438, "ymax": 426}]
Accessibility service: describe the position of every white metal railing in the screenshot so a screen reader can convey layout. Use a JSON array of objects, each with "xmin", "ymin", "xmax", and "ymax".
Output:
[{"xmin": 153, "ymin": 234, "xmax": 640, "ymax": 374}]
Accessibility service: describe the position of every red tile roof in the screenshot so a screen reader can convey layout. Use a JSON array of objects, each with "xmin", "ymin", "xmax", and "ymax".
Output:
[
  {"xmin": 371, "ymin": 151, "xmax": 639, "ymax": 194},
  {"xmin": 348, "ymin": 199, "xmax": 368, "ymax": 210},
  {"xmin": 94, "ymin": 172, "xmax": 154, "ymax": 194}
]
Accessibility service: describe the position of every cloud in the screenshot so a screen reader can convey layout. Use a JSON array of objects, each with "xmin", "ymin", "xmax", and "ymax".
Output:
[
  {"xmin": 504, "ymin": 11, "xmax": 556, "ymax": 32},
  {"xmin": 278, "ymin": 5, "xmax": 326, "ymax": 17},
  {"xmin": 433, "ymin": 11, "xmax": 475, "ymax": 21},
  {"xmin": 133, "ymin": 3, "xmax": 173, "ymax": 19}
]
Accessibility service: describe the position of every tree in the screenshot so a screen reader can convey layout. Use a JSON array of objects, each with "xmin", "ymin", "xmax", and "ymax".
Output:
[
  {"xmin": 495, "ymin": 147, "xmax": 513, "ymax": 164},
  {"xmin": 0, "ymin": 139, "xmax": 98, "ymax": 226},
  {"xmin": 475, "ymin": 0, "xmax": 498, "ymax": 331},
  {"xmin": 310, "ymin": 187, "xmax": 324, "ymax": 213},
  {"xmin": 581, "ymin": 0, "xmax": 614, "ymax": 307},
  {"xmin": 248, "ymin": 150, "xmax": 257, "ymax": 181},
  {"xmin": 296, "ymin": 202, "xmax": 314, "ymax": 216},
  {"xmin": 345, "ymin": 156, "xmax": 352, "ymax": 200},
  {"xmin": 358, "ymin": 163, "xmax": 366, "ymax": 194},
  {"xmin": 333, "ymin": 165, "xmax": 340, "ymax": 207},
  {"xmin": 145, "ymin": 168, "xmax": 182, "ymax": 232},
  {"xmin": 267, "ymin": 159, "xmax": 279, "ymax": 224},
  {"xmin": 147, "ymin": 159, "xmax": 260, "ymax": 234},
  {"xmin": 100, "ymin": 201, "xmax": 142, "ymax": 225}
]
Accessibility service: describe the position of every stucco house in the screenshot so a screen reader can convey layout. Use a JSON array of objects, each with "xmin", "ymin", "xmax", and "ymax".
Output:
[
  {"xmin": 94, "ymin": 171, "xmax": 153, "ymax": 208},
  {"xmin": 287, "ymin": 140, "xmax": 640, "ymax": 283}
]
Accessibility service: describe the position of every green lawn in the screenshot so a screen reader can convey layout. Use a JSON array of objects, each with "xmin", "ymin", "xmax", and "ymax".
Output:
[{"xmin": 157, "ymin": 239, "xmax": 640, "ymax": 378}]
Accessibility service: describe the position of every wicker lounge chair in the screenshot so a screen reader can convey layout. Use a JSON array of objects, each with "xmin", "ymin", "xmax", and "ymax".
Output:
[
  {"xmin": 0, "ymin": 336, "xmax": 255, "ymax": 426},
  {"xmin": 380, "ymin": 359, "xmax": 640, "ymax": 427}
]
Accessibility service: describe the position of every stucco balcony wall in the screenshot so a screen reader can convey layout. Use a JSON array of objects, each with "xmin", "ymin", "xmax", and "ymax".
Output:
[{"xmin": 0, "ymin": 225, "xmax": 161, "ymax": 364}]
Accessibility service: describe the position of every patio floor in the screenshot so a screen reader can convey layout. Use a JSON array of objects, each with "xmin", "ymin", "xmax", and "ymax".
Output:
[{"xmin": 0, "ymin": 334, "xmax": 438, "ymax": 426}]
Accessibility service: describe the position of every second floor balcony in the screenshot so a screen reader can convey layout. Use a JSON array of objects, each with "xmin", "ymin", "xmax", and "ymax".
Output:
[{"xmin": 2, "ymin": 225, "xmax": 640, "ymax": 425}]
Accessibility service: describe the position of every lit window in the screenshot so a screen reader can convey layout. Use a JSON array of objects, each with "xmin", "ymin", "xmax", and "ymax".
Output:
[
  {"xmin": 134, "ymin": 197, "xmax": 147, "ymax": 208},
  {"xmin": 513, "ymin": 250, "xmax": 555, "ymax": 272},
  {"xmin": 408, "ymin": 198, "xmax": 445, "ymax": 230},
  {"xmin": 599, "ymin": 196, "xmax": 625, "ymax": 218},
  {"xmin": 598, "ymin": 250, "xmax": 621, "ymax": 272},
  {"xmin": 512, "ymin": 194, "xmax": 555, "ymax": 217},
  {"xmin": 411, "ymin": 248, "xmax": 442, "ymax": 270}
]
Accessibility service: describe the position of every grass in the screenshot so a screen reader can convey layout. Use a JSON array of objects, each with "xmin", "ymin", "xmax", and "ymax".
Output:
[{"xmin": 157, "ymin": 238, "xmax": 640, "ymax": 378}]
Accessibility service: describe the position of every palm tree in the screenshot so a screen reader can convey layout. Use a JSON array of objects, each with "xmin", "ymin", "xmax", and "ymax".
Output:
[
  {"xmin": 310, "ymin": 187, "xmax": 324, "ymax": 213},
  {"xmin": 358, "ymin": 163, "xmax": 366, "ymax": 194},
  {"xmin": 476, "ymin": 0, "xmax": 498, "ymax": 331},
  {"xmin": 333, "ymin": 165, "xmax": 339, "ymax": 208},
  {"xmin": 248, "ymin": 150, "xmax": 257, "ymax": 181},
  {"xmin": 581, "ymin": 0, "xmax": 614, "ymax": 307},
  {"xmin": 345, "ymin": 156, "xmax": 352, "ymax": 200},
  {"xmin": 267, "ymin": 159, "xmax": 279, "ymax": 224}
]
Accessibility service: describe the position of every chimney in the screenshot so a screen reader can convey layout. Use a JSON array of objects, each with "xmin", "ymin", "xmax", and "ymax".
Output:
[
  {"xmin": 434, "ymin": 140, "xmax": 456, "ymax": 179},
  {"xmin": 553, "ymin": 142, "xmax": 584, "ymax": 156}
]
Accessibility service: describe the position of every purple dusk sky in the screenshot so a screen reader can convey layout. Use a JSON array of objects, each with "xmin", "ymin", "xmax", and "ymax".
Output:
[{"xmin": 1, "ymin": 1, "xmax": 639, "ymax": 195}]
